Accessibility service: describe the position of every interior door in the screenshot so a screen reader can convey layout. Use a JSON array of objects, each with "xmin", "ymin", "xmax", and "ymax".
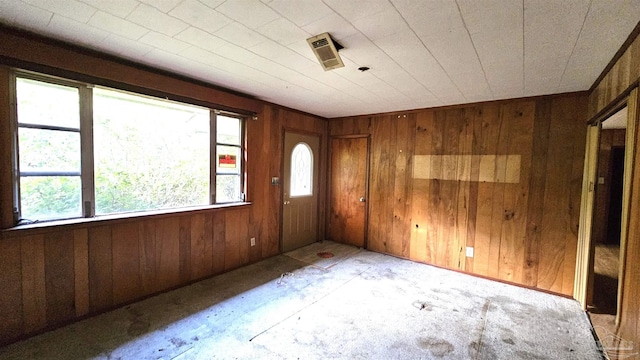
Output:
[
  {"xmin": 282, "ymin": 132, "xmax": 320, "ymax": 252},
  {"xmin": 327, "ymin": 136, "xmax": 368, "ymax": 247}
]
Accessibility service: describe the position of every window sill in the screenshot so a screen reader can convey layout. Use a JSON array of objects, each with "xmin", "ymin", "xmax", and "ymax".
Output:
[{"xmin": 2, "ymin": 202, "xmax": 251, "ymax": 236}]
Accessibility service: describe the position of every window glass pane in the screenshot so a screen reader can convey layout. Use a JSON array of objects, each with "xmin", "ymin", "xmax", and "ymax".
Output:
[
  {"xmin": 93, "ymin": 88, "xmax": 210, "ymax": 214},
  {"xmin": 217, "ymin": 115, "xmax": 241, "ymax": 145},
  {"xmin": 20, "ymin": 176, "xmax": 82, "ymax": 220},
  {"xmin": 216, "ymin": 145, "xmax": 241, "ymax": 175},
  {"xmin": 290, "ymin": 143, "xmax": 313, "ymax": 196},
  {"xmin": 18, "ymin": 128, "xmax": 80, "ymax": 173},
  {"xmin": 16, "ymin": 78, "xmax": 80, "ymax": 128},
  {"xmin": 216, "ymin": 175, "xmax": 241, "ymax": 203}
]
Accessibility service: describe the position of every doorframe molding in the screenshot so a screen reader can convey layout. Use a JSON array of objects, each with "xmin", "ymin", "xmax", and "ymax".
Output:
[
  {"xmin": 326, "ymin": 134, "xmax": 371, "ymax": 249},
  {"xmin": 574, "ymin": 87, "xmax": 638, "ymax": 331}
]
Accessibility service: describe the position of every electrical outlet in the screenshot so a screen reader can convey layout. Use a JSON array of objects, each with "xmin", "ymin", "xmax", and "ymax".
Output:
[
  {"xmin": 250, "ymin": 237, "xmax": 256, "ymax": 247},
  {"xmin": 466, "ymin": 246, "xmax": 474, "ymax": 258}
]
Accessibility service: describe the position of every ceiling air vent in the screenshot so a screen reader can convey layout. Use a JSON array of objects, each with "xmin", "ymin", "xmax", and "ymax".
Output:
[{"xmin": 307, "ymin": 32, "xmax": 345, "ymax": 71}]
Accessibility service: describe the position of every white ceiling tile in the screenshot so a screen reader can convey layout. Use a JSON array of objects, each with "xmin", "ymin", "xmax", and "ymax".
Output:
[
  {"xmin": 138, "ymin": 0, "xmax": 182, "ymax": 13},
  {"xmin": 524, "ymin": 0, "xmax": 590, "ymax": 69},
  {"xmin": 562, "ymin": 0, "xmax": 640, "ymax": 87},
  {"xmin": 88, "ymin": 10, "xmax": 149, "ymax": 40},
  {"xmin": 139, "ymin": 31, "xmax": 191, "ymax": 53},
  {"xmin": 215, "ymin": 22, "xmax": 267, "ymax": 48},
  {"xmin": 351, "ymin": 8, "xmax": 407, "ymax": 41},
  {"xmin": 127, "ymin": 3, "xmax": 189, "ymax": 36},
  {"xmin": 392, "ymin": 0, "xmax": 461, "ymax": 36},
  {"xmin": 47, "ymin": 14, "xmax": 110, "ymax": 46},
  {"xmin": 216, "ymin": 0, "xmax": 279, "ymax": 29},
  {"xmin": 323, "ymin": 0, "xmax": 392, "ymax": 23},
  {"xmin": 175, "ymin": 26, "xmax": 229, "ymax": 53},
  {"xmin": 302, "ymin": 13, "xmax": 358, "ymax": 42},
  {"xmin": 95, "ymin": 33, "xmax": 154, "ymax": 59},
  {"xmin": 22, "ymin": 0, "xmax": 96, "ymax": 23},
  {"xmin": 79, "ymin": 0, "xmax": 138, "ymax": 18},
  {"xmin": 267, "ymin": 0, "xmax": 333, "ymax": 27},
  {"xmin": 0, "ymin": 0, "xmax": 53, "ymax": 28},
  {"xmin": 287, "ymin": 39, "xmax": 318, "ymax": 62},
  {"xmin": 256, "ymin": 18, "xmax": 309, "ymax": 45},
  {"xmin": 169, "ymin": 0, "xmax": 232, "ymax": 34}
]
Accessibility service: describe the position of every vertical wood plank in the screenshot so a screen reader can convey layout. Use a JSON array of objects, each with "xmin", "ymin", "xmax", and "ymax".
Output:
[
  {"xmin": 45, "ymin": 231, "xmax": 76, "ymax": 324},
  {"xmin": 391, "ymin": 114, "xmax": 414, "ymax": 258},
  {"xmin": 138, "ymin": 219, "xmax": 156, "ymax": 296},
  {"xmin": 190, "ymin": 213, "xmax": 213, "ymax": 280},
  {"xmin": 21, "ymin": 234, "xmax": 46, "ymax": 333},
  {"xmin": 89, "ymin": 226, "xmax": 112, "ymax": 313},
  {"xmin": 73, "ymin": 228, "xmax": 89, "ymax": 317},
  {"xmin": 410, "ymin": 111, "xmax": 433, "ymax": 262},
  {"xmin": 466, "ymin": 107, "xmax": 482, "ymax": 272},
  {"xmin": 111, "ymin": 222, "xmax": 140, "ymax": 305},
  {"xmin": 179, "ymin": 216, "xmax": 191, "ymax": 284},
  {"xmin": 155, "ymin": 217, "xmax": 180, "ymax": 291},
  {"xmin": 224, "ymin": 210, "xmax": 242, "ymax": 270},
  {"xmin": 0, "ymin": 237, "xmax": 22, "ymax": 342},
  {"xmin": 488, "ymin": 105, "xmax": 507, "ymax": 279},
  {"xmin": 368, "ymin": 115, "xmax": 392, "ymax": 253},
  {"xmin": 537, "ymin": 98, "xmax": 575, "ymax": 293},
  {"xmin": 524, "ymin": 100, "xmax": 552, "ymax": 286},
  {"xmin": 212, "ymin": 211, "xmax": 226, "ymax": 274},
  {"xmin": 428, "ymin": 111, "xmax": 445, "ymax": 265}
]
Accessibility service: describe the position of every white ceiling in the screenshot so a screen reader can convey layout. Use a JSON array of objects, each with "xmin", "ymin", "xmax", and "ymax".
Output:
[
  {"xmin": 1, "ymin": 0, "xmax": 639, "ymax": 118},
  {"xmin": 602, "ymin": 106, "xmax": 627, "ymax": 129}
]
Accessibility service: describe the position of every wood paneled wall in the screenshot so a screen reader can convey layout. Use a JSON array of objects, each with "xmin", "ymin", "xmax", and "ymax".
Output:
[
  {"xmin": 588, "ymin": 26, "xmax": 640, "ymax": 118},
  {"xmin": 0, "ymin": 33, "xmax": 327, "ymax": 344},
  {"xmin": 329, "ymin": 94, "xmax": 588, "ymax": 296}
]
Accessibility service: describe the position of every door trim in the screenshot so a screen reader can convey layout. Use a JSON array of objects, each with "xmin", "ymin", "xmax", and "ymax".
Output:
[
  {"xmin": 326, "ymin": 134, "xmax": 370, "ymax": 249},
  {"xmin": 280, "ymin": 129, "xmax": 324, "ymax": 253},
  {"xmin": 574, "ymin": 87, "xmax": 638, "ymax": 329}
]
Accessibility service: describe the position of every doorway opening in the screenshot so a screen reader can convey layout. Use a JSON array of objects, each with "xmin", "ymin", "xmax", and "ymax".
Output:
[{"xmin": 587, "ymin": 108, "xmax": 627, "ymax": 343}]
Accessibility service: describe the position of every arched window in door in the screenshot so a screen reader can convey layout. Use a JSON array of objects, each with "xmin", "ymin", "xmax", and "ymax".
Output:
[{"xmin": 290, "ymin": 142, "xmax": 313, "ymax": 196}]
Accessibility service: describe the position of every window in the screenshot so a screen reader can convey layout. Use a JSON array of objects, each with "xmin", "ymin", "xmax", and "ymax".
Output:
[
  {"xmin": 13, "ymin": 73, "xmax": 246, "ymax": 223},
  {"xmin": 216, "ymin": 115, "xmax": 243, "ymax": 203},
  {"xmin": 290, "ymin": 142, "xmax": 313, "ymax": 197}
]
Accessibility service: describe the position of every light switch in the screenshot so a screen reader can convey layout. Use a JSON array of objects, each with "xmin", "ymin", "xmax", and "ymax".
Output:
[{"xmin": 598, "ymin": 176, "xmax": 605, "ymax": 185}]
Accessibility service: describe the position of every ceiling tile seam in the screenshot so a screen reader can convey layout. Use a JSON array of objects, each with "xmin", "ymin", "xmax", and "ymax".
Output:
[
  {"xmin": 321, "ymin": 0, "xmax": 442, "ymax": 104},
  {"xmin": 386, "ymin": 0, "xmax": 464, "ymax": 103},
  {"xmin": 22, "ymin": 0, "xmax": 71, "ymax": 27},
  {"xmin": 455, "ymin": 0, "xmax": 494, "ymax": 99},
  {"xmin": 557, "ymin": 0, "xmax": 592, "ymax": 91},
  {"xmin": 205, "ymin": 42, "xmax": 373, "ymax": 105}
]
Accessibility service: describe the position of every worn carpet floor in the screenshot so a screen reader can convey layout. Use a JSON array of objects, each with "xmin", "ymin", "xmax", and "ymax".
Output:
[{"xmin": 0, "ymin": 241, "xmax": 602, "ymax": 359}]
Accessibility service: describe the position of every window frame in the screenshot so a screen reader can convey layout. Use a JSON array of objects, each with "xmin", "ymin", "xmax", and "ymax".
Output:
[
  {"xmin": 11, "ymin": 70, "xmax": 247, "ymax": 225},
  {"xmin": 213, "ymin": 111, "xmax": 246, "ymax": 204}
]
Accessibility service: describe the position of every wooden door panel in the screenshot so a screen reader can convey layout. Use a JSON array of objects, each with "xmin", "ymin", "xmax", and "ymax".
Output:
[
  {"xmin": 282, "ymin": 132, "xmax": 320, "ymax": 252},
  {"xmin": 328, "ymin": 137, "xmax": 368, "ymax": 247}
]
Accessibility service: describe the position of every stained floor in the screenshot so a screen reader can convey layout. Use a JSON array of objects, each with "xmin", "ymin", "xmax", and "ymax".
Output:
[{"xmin": 0, "ymin": 241, "xmax": 601, "ymax": 359}]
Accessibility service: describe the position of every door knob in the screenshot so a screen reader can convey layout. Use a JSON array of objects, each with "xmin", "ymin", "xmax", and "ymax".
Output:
[
  {"xmin": 359, "ymin": 197, "xmax": 366, "ymax": 202},
  {"xmin": 284, "ymin": 200, "xmax": 290, "ymax": 205}
]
